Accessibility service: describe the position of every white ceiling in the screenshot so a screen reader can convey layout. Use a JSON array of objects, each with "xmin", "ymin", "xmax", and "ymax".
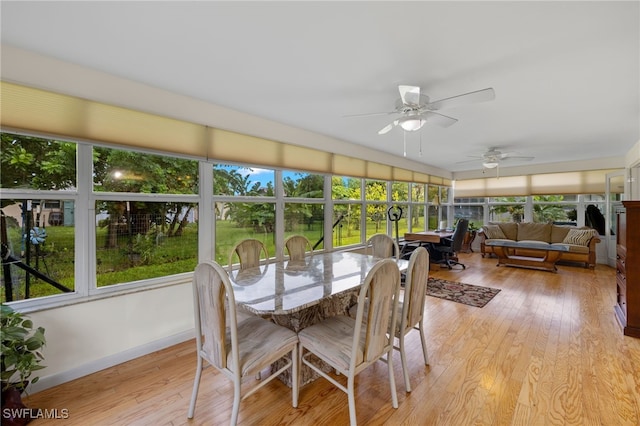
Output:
[{"xmin": 1, "ymin": 1, "xmax": 639, "ymax": 177}]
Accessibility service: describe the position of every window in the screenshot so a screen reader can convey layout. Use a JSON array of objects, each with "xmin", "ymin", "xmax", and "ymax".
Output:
[
  {"xmin": 489, "ymin": 197, "xmax": 526, "ymax": 222},
  {"xmin": 454, "ymin": 204, "xmax": 484, "ymax": 230},
  {"xmin": 217, "ymin": 201, "xmax": 276, "ymax": 265},
  {"xmin": 94, "ymin": 147, "xmax": 198, "ymax": 194},
  {"xmin": 1, "ymin": 134, "xmax": 78, "ymax": 303},
  {"xmin": 409, "ymin": 183, "xmax": 426, "ymax": 232},
  {"xmin": 1, "ymin": 198, "xmax": 75, "ymax": 302},
  {"xmin": 2, "ymin": 132, "xmax": 455, "ymax": 307},
  {"xmin": 213, "ymin": 164, "xmax": 274, "ymax": 196},
  {"xmin": 389, "ymin": 182, "xmax": 409, "ymax": 237},
  {"xmin": 213, "ymin": 164, "xmax": 277, "ymax": 265},
  {"xmin": 332, "ymin": 176, "xmax": 360, "ymax": 200},
  {"xmin": 1, "ymin": 134, "xmax": 76, "ymax": 190},
  {"xmin": 93, "ymin": 147, "xmax": 200, "ymax": 288},
  {"xmin": 284, "ymin": 171, "xmax": 324, "ymax": 198},
  {"xmin": 283, "ymin": 171, "xmax": 325, "ymax": 250},
  {"xmin": 428, "ymin": 185, "xmax": 447, "ymax": 229},
  {"xmin": 284, "ymin": 203, "xmax": 324, "ymax": 250},
  {"xmin": 333, "ymin": 203, "xmax": 362, "ymax": 247},
  {"xmin": 531, "ymin": 195, "xmax": 576, "ymax": 225},
  {"xmin": 95, "ymin": 201, "xmax": 198, "ymax": 286},
  {"xmin": 365, "ymin": 180, "xmax": 388, "ymax": 240},
  {"xmin": 332, "ymin": 176, "xmax": 363, "ymax": 248}
]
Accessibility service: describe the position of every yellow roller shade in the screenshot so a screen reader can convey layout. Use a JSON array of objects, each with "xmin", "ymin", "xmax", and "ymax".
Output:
[
  {"xmin": 1, "ymin": 81, "xmax": 449, "ymax": 185},
  {"xmin": 455, "ymin": 169, "xmax": 623, "ymax": 197},
  {"xmin": 1, "ymin": 82, "xmax": 207, "ymax": 157},
  {"xmin": 454, "ymin": 176, "xmax": 530, "ymax": 197},
  {"xmin": 530, "ymin": 169, "xmax": 621, "ymax": 194}
]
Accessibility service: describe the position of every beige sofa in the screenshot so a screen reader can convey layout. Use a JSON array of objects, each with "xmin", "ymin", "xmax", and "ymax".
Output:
[{"xmin": 477, "ymin": 222, "xmax": 600, "ymax": 269}]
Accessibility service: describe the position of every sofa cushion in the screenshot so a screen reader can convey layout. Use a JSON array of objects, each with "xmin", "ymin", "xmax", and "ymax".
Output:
[
  {"xmin": 483, "ymin": 224, "xmax": 506, "ymax": 239},
  {"xmin": 495, "ymin": 222, "xmax": 518, "ymax": 241},
  {"xmin": 562, "ymin": 229, "xmax": 595, "ymax": 246},
  {"xmin": 517, "ymin": 222, "xmax": 552, "ymax": 243},
  {"xmin": 550, "ymin": 225, "xmax": 573, "ymax": 243}
]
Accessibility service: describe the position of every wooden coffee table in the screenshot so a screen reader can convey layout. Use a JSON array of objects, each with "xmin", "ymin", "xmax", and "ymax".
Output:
[{"xmin": 485, "ymin": 240, "xmax": 569, "ymax": 272}]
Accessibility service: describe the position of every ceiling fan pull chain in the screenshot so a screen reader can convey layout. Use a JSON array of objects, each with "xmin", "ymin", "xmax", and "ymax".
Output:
[
  {"xmin": 419, "ymin": 131, "xmax": 423, "ymax": 157},
  {"xmin": 403, "ymin": 131, "xmax": 407, "ymax": 157}
]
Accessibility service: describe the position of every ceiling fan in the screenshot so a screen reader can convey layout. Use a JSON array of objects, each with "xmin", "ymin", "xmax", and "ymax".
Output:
[
  {"xmin": 458, "ymin": 147, "xmax": 534, "ymax": 176},
  {"xmin": 345, "ymin": 85, "xmax": 496, "ymax": 135}
]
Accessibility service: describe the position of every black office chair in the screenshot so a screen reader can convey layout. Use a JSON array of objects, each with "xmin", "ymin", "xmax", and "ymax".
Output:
[{"xmin": 433, "ymin": 219, "xmax": 468, "ymax": 269}]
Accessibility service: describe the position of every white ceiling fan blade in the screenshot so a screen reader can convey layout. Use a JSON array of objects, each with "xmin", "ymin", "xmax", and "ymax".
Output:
[
  {"xmin": 343, "ymin": 110, "xmax": 397, "ymax": 118},
  {"xmin": 456, "ymin": 157, "xmax": 485, "ymax": 164},
  {"xmin": 500, "ymin": 155, "xmax": 535, "ymax": 162},
  {"xmin": 423, "ymin": 111, "xmax": 458, "ymax": 127},
  {"xmin": 377, "ymin": 121, "xmax": 397, "ymax": 135},
  {"xmin": 427, "ymin": 87, "xmax": 495, "ymax": 110},
  {"xmin": 398, "ymin": 85, "xmax": 421, "ymax": 106}
]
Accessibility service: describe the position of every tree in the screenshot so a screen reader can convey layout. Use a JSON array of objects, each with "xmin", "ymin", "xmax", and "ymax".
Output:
[
  {"xmin": 1, "ymin": 134, "xmax": 76, "ymax": 194},
  {"xmin": 490, "ymin": 198, "xmax": 525, "ymax": 222},
  {"xmin": 532, "ymin": 195, "xmax": 569, "ymax": 223},
  {"xmin": 365, "ymin": 180, "xmax": 387, "ymax": 232},
  {"xmin": 490, "ymin": 196, "xmax": 570, "ymax": 223},
  {"xmin": 283, "ymin": 173, "xmax": 323, "ymax": 231},
  {"xmin": 92, "ymin": 147, "xmax": 199, "ymax": 247}
]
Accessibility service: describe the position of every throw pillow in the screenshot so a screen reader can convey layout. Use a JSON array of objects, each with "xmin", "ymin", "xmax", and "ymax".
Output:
[
  {"xmin": 562, "ymin": 229, "xmax": 594, "ymax": 246},
  {"xmin": 482, "ymin": 224, "xmax": 506, "ymax": 239},
  {"xmin": 496, "ymin": 222, "xmax": 518, "ymax": 240}
]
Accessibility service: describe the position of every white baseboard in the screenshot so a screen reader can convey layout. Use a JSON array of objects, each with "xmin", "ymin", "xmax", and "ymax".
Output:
[{"xmin": 28, "ymin": 329, "xmax": 195, "ymax": 394}]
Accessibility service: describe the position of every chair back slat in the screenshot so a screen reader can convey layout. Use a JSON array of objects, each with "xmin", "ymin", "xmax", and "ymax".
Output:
[
  {"xmin": 229, "ymin": 238, "xmax": 268, "ymax": 270},
  {"xmin": 403, "ymin": 247, "xmax": 429, "ymax": 330},
  {"xmin": 193, "ymin": 261, "xmax": 238, "ymax": 370},
  {"xmin": 284, "ymin": 235, "xmax": 311, "ymax": 261},
  {"xmin": 357, "ymin": 259, "xmax": 400, "ymax": 364},
  {"xmin": 367, "ymin": 233, "xmax": 400, "ymax": 260}
]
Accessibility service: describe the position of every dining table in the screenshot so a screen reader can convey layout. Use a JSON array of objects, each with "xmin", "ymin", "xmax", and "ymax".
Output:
[{"xmin": 228, "ymin": 250, "xmax": 409, "ymax": 386}]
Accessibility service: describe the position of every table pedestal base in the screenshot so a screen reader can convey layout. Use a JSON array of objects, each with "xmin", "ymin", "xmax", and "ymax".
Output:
[
  {"xmin": 492, "ymin": 245, "xmax": 563, "ymax": 273},
  {"xmin": 270, "ymin": 290, "xmax": 357, "ymax": 387}
]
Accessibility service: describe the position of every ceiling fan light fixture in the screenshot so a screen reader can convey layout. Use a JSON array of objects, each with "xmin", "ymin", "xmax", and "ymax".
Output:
[
  {"xmin": 483, "ymin": 161, "xmax": 499, "ymax": 169},
  {"xmin": 398, "ymin": 116, "xmax": 425, "ymax": 131}
]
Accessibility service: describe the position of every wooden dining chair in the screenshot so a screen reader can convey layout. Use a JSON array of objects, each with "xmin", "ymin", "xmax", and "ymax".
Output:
[
  {"xmin": 366, "ymin": 233, "xmax": 400, "ymax": 260},
  {"xmin": 228, "ymin": 238, "xmax": 269, "ymax": 271},
  {"xmin": 298, "ymin": 258, "xmax": 401, "ymax": 426},
  {"xmin": 347, "ymin": 247, "xmax": 430, "ymax": 392},
  {"xmin": 283, "ymin": 234, "xmax": 312, "ymax": 261},
  {"xmin": 188, "ymin": 260, "xmax": 299, "ymax": 426},
  {"xmin": 395, "ymin": 246, "xmax": 430, "ymax": 392}
]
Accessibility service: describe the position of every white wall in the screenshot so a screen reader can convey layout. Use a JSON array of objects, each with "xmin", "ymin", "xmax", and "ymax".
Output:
[
  {"xmin": 26, "ymin": 282, "xmax": 194, "ymax": 393},
  {"xmin": 626, "ymin": 139, "xmax": 640, "ymax": 199}
]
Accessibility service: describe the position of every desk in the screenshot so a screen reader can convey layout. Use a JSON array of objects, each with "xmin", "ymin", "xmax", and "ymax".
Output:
[
  {"xmin": 402, "ymin": 231, "xmax": 455, "ymax": 270},
  {"xmin": 230, "ymin": 251, "xmax": 408, "ymax": 385},
  {"xmin": 403, "ymin": 230, "xmax": 454, "ymax": 244}
]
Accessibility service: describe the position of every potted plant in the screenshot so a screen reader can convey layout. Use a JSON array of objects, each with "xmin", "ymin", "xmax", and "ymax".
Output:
[{"xmin": 1, "ymin": 304, "xmax": 46, "ymax": 425}]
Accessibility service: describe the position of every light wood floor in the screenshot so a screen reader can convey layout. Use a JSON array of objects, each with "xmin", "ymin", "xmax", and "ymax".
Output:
[{"xmin": 24, "ymin": 253, "xmax": 640, "ymax": 425}]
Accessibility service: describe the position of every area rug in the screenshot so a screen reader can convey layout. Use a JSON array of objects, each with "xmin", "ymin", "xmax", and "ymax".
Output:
[{"xmin": 426, "ymin": 278, "xmax": 501, "ymax": 308}]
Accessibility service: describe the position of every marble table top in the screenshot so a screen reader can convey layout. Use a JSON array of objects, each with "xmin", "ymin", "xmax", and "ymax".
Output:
[{"xmin": 229, "ymin": 251, "xmax": 408, "ymax": 315}]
